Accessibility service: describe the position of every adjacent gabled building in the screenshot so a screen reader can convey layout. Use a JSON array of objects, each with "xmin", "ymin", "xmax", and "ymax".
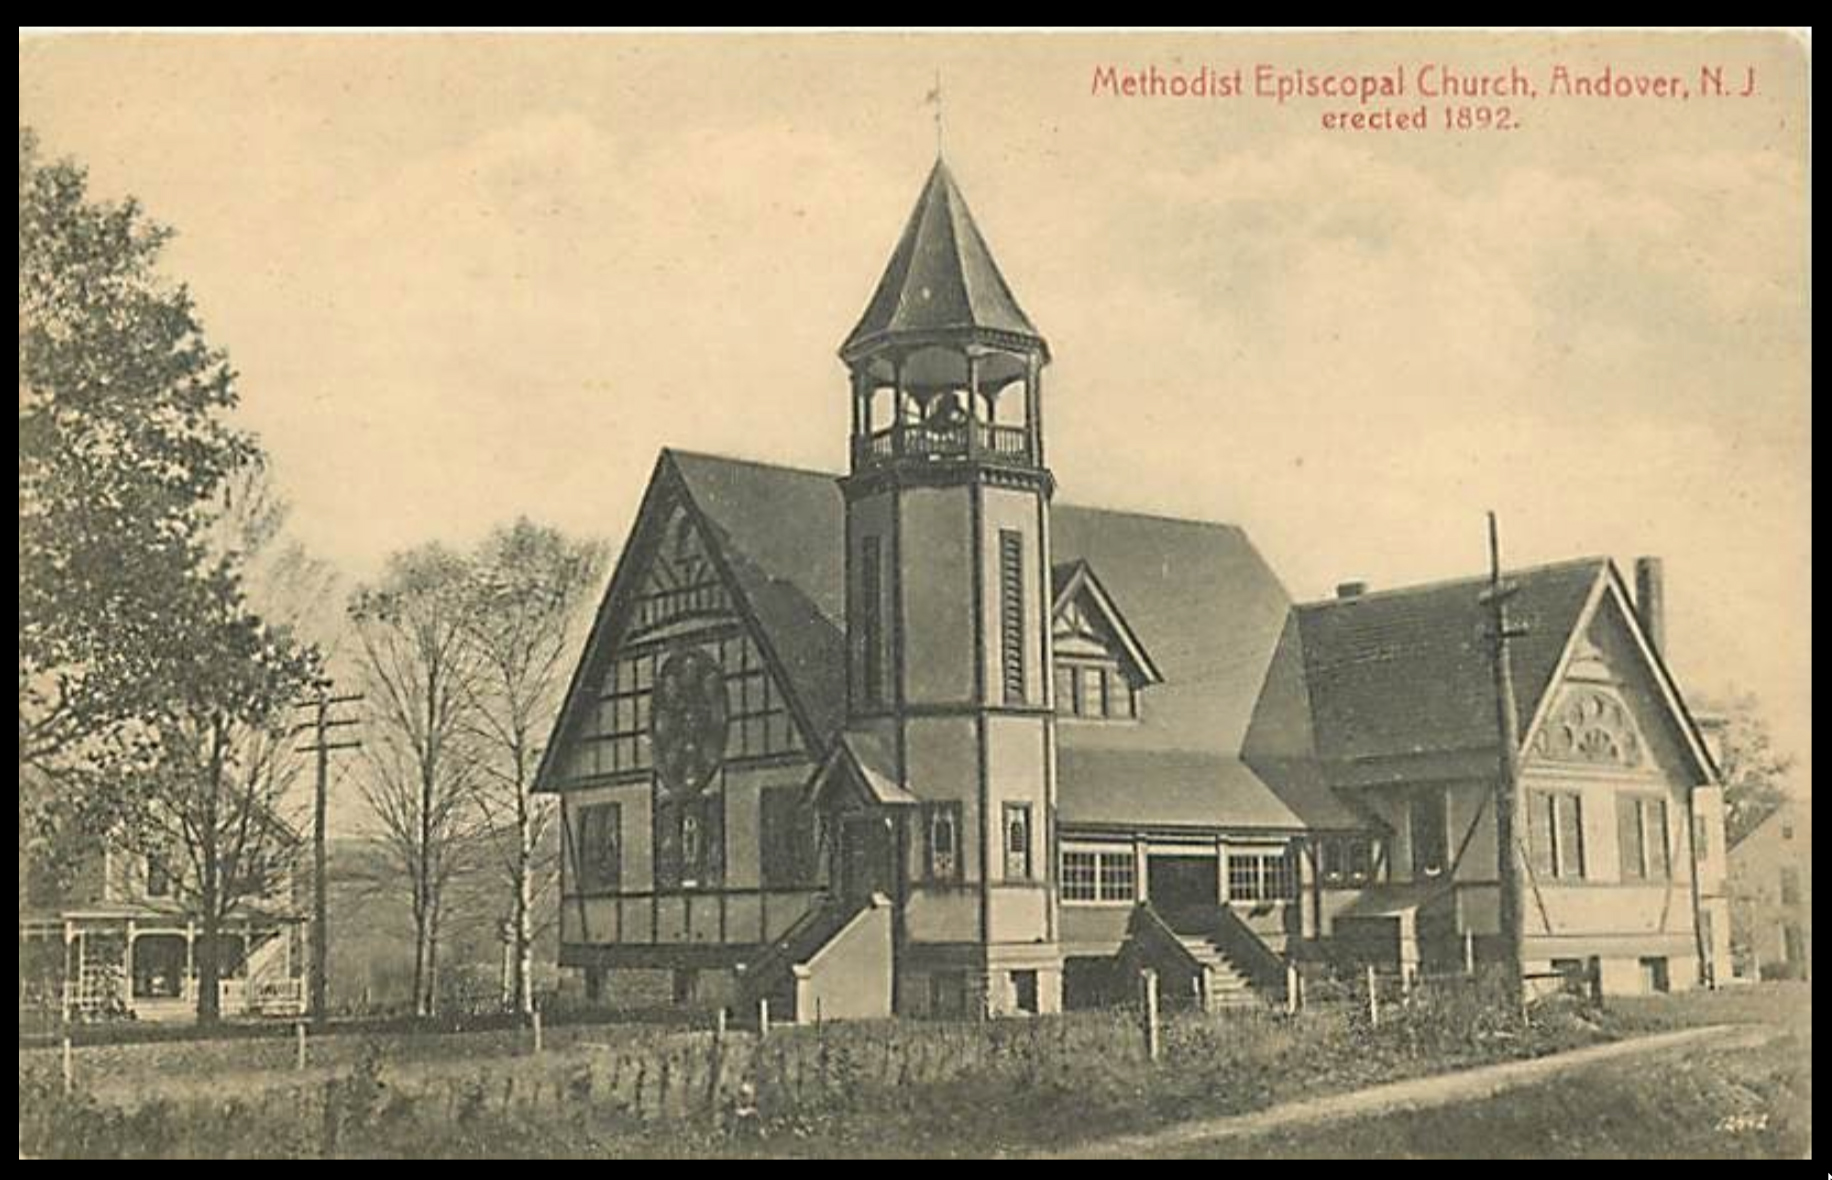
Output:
[
  {"xmin": 1728, "ymin": 796, "xmax": 1812, "ymax": 979},
  {"xmin": 535, "ymin": 157, "xmax": 1730, "ymax": 1019}
]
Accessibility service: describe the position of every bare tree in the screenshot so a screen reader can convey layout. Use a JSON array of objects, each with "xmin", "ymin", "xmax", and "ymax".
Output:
[
  {"xmin": 349, "ymin": 544, "xmax": 484, "ymax": 1017},
  {"xmin": 463, "ymin": 520, "xmax": 607, "ymax": 1013}
]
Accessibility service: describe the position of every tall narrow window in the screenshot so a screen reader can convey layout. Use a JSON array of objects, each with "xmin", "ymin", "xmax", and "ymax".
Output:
[
  {"xmin": 1409, "ymin": 787, "xmax": 1448, "ymax": 879},
  {"xmin": 860, "ymin": 536, "xmax": 884, "ymax": 707},
  {"xmin": 1528, "ymin": 790, "xmax": 1585, "ymax": 880},
  {"xmin": 759, "ymin": 786, "xmax": 809, "ymax": 889},
  {"xmin": 923, "ymin": 802, "xmax": 961, "ymax": 881},
  {"xmin": 145, "ymin": 854, "xmax": 172, "ymax": 900},
  {"xmin": 1003, "ymin": 803, "xmax": 1033, "ymax": 880},
  {"xmin": 576, "ymin": 802, "xmax": 622, "ymax": 892},
  {"xmin": 999, "ymin": 530, "xmax": 1026, "ymax": 703}
]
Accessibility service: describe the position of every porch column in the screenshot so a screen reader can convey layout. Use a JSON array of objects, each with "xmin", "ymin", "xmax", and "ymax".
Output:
[
  {"xmin": 184, "ymin": 921, "xmax": 196, "ymax": 1002},
  {"xmin": 124, "ymin": 919, "xmax": 136, "ymax": 1007},
  {"xmin": 1217, "ymin": 840, "xmax": 1231, "ymax": 904},
  {"xmin": 1132, "ymin": 837, "xmax": 1147, "ymax": 905}
]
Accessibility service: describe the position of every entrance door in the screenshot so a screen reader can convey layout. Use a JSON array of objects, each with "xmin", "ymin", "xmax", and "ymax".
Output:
[
  {"xmin": 838, "ymin": 813, "xmax": 895, "ymax": 905},
  {"xmin": 1147, "ymin": 855, "xmax": 1219, "ymax": 924}
]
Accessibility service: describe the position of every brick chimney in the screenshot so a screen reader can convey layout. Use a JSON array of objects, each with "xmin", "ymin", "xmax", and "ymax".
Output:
[
  {"xmin": 1336, "ymin": 580, "xmax": 1368, "ymax": 600},
  {"xmin": 1634, "ymin": 556, "xmax": 1665, "ymax": 655}
]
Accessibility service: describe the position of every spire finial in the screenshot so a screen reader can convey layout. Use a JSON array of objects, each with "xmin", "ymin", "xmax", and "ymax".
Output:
[{"xmin": 925, "ymin": 70, "xmax": 944, "ymax": 157}]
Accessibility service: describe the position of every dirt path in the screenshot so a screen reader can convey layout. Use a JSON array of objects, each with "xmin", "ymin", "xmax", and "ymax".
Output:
[{"xmin": 1039, "ymin": 1024, "xmax": 1775, "ymax": 1159}]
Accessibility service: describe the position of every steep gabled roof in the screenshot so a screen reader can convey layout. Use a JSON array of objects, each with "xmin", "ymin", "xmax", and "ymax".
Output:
[
  {"xmin": 1051, "ymin": 559, "xmax": 1165, "ymax": 685},
  {"xmin": 1293, "ymin": 559, "xmax": 1605, "ymax": 777},
  {"xmin": 840, "ymin": 159, "xmax": 1045, "ymax": 361}
]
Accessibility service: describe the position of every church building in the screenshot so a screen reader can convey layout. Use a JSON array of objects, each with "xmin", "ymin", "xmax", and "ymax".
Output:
[{"xmin": 534, "ymin": 157, "xmax": 1731, "ymax": 1019}]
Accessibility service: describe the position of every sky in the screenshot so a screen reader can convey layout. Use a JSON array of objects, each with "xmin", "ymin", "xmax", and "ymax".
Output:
[{"xmin": 19, "ymin": 30, "xmax": 1812, "ymax": 786}]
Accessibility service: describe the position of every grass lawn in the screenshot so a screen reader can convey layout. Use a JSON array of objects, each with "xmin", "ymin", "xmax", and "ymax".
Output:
[{"xmin": 19, "ymin": 981, "xmax": 1811, "ymax": 1158}]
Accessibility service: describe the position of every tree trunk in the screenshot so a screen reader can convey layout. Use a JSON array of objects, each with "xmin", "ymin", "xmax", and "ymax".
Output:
[
  {"xmin": 513, "ymin": 750, "xmax": 534, "ymax": 1014},
  {"xmin": 195, "ymin": 722, "xmax": 226, "ymax": 1025}
]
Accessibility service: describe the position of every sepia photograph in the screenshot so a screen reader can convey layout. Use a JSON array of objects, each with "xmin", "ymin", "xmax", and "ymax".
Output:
[{"xmin": 17, "ymin": 27, "xmax": 1811, "ymax": 1158}]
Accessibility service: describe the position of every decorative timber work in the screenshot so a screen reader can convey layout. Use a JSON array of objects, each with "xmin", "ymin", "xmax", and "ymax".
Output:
[{"xmin": 1531, "ymin": 685, "xmax": 1645, "ymax": 768}]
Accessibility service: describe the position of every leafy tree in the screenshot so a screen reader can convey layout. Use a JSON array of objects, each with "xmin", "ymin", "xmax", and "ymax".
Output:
[
  {"xmin": 121, "ymin": 467, "xmax": 321, "ymax": 1023},
  {"xmin": 1704, "ymin": 691, "xmax": 1794, "ymax": 846},
  {"xmin": 19, "ymin": 127, "xmax": 257, "ymax": 848},
  {"xmin": 463, "ymin": 520, "xmax": 607, "ymax": 1013}
]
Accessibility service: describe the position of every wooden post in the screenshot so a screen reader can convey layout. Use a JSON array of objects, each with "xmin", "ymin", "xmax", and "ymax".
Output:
[
  {"xmin": 1285, "ymin": 962, "xmax": 1301, "ymax": 1015},
  {"xmin": 1464, "ymin": 930, "xmax": 1477, "ymax": 976},
  {"xmin": 1366, "ymin": 964, "xmax": 1380, "ymax": 1028},
  {"xmin": 61, "ymin": 1035, "xmax": 73, "ymax": 1095},
  {"xmin": 1140, "ymin": 969, "xmax": 1161, "ymax": 1063},
  {"xmin": 715, "ymin": 1006, "xmax": 727, "ymax": 1039},
  {"xmin": 295, "ymin": 1020, "xmax": 307, "ymax": 1071},
  {"xmin": 758, "ymin": 996, "xmax": 770, "ymax": 1038},
  {"xmin": 1482, "ymin": 512, "xmax": 1530, "ymax": 1015},
  {"xmin": 531, "ymin": 1005, "xmax": 543, "ymax": 1055}
]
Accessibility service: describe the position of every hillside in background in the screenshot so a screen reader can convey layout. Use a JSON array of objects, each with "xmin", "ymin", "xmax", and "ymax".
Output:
[{"xmin": 318, "ymin": 833, "xmax": 561, "ymax": 1014}]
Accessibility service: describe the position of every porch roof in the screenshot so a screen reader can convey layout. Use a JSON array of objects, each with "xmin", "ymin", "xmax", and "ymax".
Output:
[{"xmin": 1057, "ymin": 748, "xmax": 1367, "ymax": 831}]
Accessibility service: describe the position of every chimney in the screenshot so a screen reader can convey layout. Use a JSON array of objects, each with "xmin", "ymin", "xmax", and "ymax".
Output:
[
  {"xmin": 1336, "ymin": 580, "xmax": 1368, "ymax": 600},
  {"xmin": 1634, "ymin": 556, "xmax": 1665, "ymax": 655}
]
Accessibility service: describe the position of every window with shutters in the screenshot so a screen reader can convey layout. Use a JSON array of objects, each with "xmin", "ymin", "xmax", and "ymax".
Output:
[
  {"xmin": 1617, "ymin": 793, "xmax": 1670, "ymax": 880},
  {"xmin": 1527, "ymin": 790, "xmax": 1584, "ymax": 880},
  {"xmin": 999, "ymin": 530, "xmax": 1026, "ymax": 703}
]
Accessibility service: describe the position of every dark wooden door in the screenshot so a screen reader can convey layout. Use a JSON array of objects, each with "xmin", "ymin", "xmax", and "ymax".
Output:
[{"xmin": 839, "ymin": 814, "xmax": 894, "ymax": 905}]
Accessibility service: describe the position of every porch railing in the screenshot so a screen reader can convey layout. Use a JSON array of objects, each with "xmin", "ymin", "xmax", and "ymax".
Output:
[{"xmin": 855, "ymin": 422, "xmax": 1033, "ymax": 468}]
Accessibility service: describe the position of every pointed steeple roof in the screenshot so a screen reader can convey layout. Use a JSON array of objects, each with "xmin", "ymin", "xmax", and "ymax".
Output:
[{"xmin": 840, "ymin": 159, "xmax": 1046, "ymax": 364}]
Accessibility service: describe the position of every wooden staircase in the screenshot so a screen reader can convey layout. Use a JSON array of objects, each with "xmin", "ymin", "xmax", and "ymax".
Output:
[{"xmin": 1170, "ymin": 931, "xmax": 1266, "ymax": 1008}]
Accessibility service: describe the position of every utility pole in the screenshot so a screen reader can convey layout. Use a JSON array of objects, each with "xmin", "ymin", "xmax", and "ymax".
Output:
[
  {"xmin": 1478, "ymin": 512, "xmax": 1530, "ymax": 1011},
  {"xmin": 293, "ymin": 679, "xmax": 363, "ymax": 1027}
]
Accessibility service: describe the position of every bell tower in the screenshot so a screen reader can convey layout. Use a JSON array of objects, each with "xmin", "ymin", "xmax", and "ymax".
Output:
[{"xmin": 836, "ymin": 158, "xmax": 1062, "ymax": 1016}]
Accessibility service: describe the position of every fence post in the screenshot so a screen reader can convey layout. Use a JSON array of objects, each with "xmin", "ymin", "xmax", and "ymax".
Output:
[
  {"xmin": 758, "ymin": 996, "xmax": 770, "ymax": 1038},
  {"xmin": 1365, "ymin": 964, "xmax": 1380, "ymax": 1028},
  {"xmin": 1140, "ymin": 969, "xmax": 1161, "ymax": 1063},
  {"xmin": 531, "ymin": 1005, "xmax": 543, "ymax": 1055},
  {"xmin": 61, "ymin": 1035, "xmax": 73, "ymax": 1095},
  {"xmin": 1285, "ymin": 961, "xmax": 1301, "ymax": 1015},
  {"xmin": 296, "ymin": 1020, "xmax": 308, "ymax": 1071},
  {"xmin": 1464, "ymin": 930, "xmax": 1477, "ymax": 976}
]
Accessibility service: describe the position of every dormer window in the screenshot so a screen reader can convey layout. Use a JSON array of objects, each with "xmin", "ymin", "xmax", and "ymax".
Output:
[
  {"xmin": 1050, "ymin": 560, "xmax": 1161, "ymax": 722},
  {"xmin": 1054, "ymin": 659, "xmax": 1140, "ymax": 721}
]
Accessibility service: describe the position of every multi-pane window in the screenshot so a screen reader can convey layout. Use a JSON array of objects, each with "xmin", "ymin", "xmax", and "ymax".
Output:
[
  {"xmin": 719, "ymin": 634, "xmax": 798, "ymax": 759},
  {"xmin": 1228, "ymin": 849, "xmax": 1296, "ymax": 902},
  {"xmin": 565, "ymin": 634, "xmax": 800, "ymax": 782},
  {"xmin": 922, "ymin": 802, "xmax": 962, "ymax": 882},
  {"xmin": 1003, "ymin": 803, "xmax": 1033, "ymax": 880},
  {"xmin": 1061, "ymin": 849, "xmax": 1136, "ymax": 902},
  {"xmin": 1319, "ymin": 837, "xmax": 1376, "ymax": 886},
  {"xmin": 1617, "ymin": 794, "xmax": 1670, "ymax": 880},
  {"xmin": 575, "ymin": 802, "xmax": 622, "ymax": 892},
  {"xmin": 861, "ymin": 536, "xmax": 884, "ymax": 707},
  {"xmin": 1527, "ymin": 790, "xmax": 1586, "ymax": 880},
  {"xmin": 1054, "ymin": 660, "xmax": 1140, "ymax": 721},
  {"xmin": 999, "ymin": 531, "xmax": 1026, "ymax": 703}
]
